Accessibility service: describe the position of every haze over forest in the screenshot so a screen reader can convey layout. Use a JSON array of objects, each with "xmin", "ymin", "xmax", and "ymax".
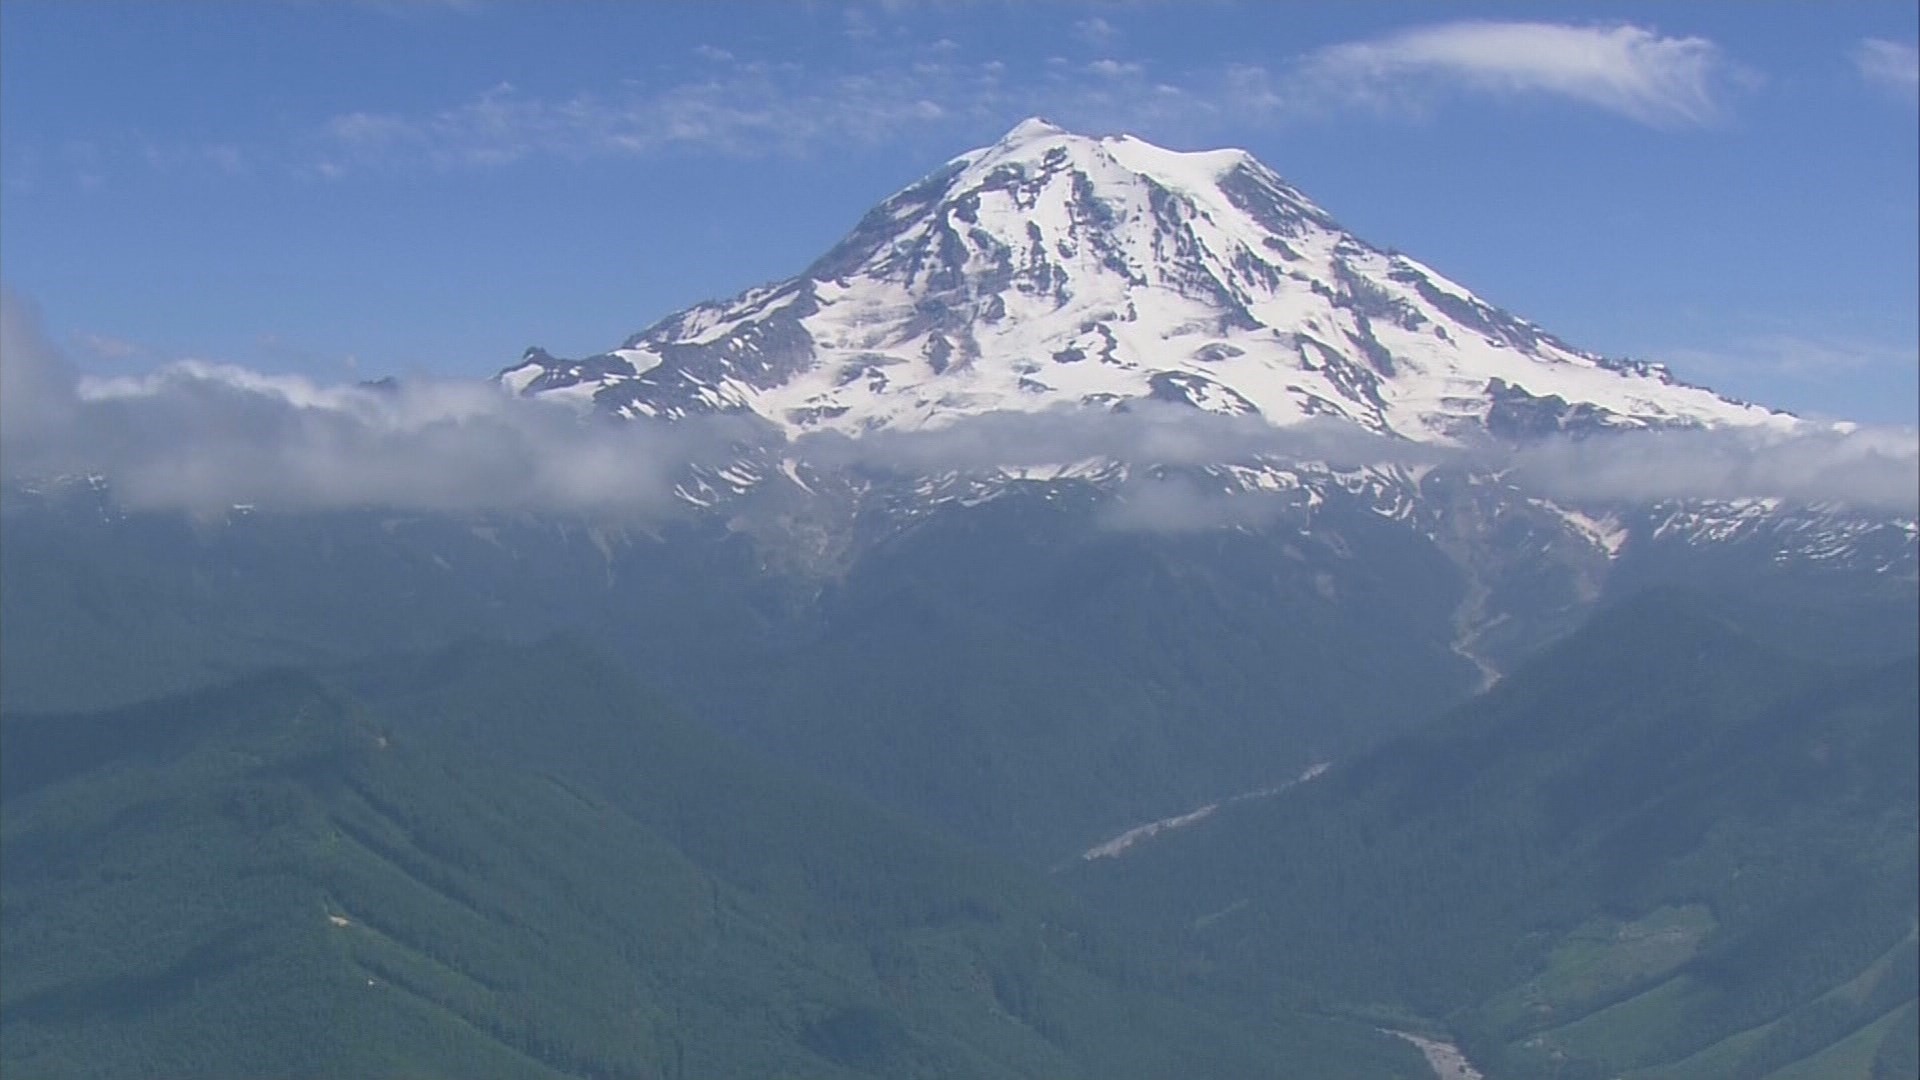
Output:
[{"xmin": 2, "ymin": 5, "xmax": 1916, "ymax": 1080}]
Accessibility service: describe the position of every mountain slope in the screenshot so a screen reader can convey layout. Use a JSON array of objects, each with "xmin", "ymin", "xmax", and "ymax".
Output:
[
  {"xmin": 1, "ymin": 642, "xmax": 1425, "ymax": 1080},
  {"xmin": 6, "ymin": 478, "xmax": 1911, "ymax": 864},
  {"xmin": 693, "ymin": 482, "xmax": 1476, "ymax": 861},
  {"xmin": 1066, "ymin": 591, "xmax": 1919, "ymax": 1079},
  {"xmin": 487, "ymin": 115, "xmax": 1908, "ymax": 666}
]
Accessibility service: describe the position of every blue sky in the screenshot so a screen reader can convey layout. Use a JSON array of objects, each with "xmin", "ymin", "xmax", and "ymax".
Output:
[{"xmin": 3, "ymin": 2, "xmax": 1916, "ymax": 424}]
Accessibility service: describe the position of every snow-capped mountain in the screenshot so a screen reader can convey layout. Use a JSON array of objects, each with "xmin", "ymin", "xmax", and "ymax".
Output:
[
  {"xmin": 494, "ymin": 118, "xmax": 1908, "ymax": 610},
  {"xmin": 3, "ymin": 122, "xmax": 1909, "ymax": 881},
  {"xmin": 502, "ymin": 117, "xmax": 1785, "ymax": 445}
]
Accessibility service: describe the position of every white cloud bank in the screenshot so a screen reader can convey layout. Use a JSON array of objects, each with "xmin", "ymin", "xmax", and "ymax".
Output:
[
  {"xmin": 1, "ymin": 291, "xmax": 755, "ymax": 518},
  {"xmin": 5, "ymin": 290, "xmax": 1912, "ymax": 522},
  {"xmin": 1507, "ymin": 425, "xmax": 1919, "ymax": 512}
]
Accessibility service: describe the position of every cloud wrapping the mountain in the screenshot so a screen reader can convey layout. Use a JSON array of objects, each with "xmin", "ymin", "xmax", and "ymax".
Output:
[
  {"xmin": 1, "ymin": 294, "xmax": 753, "ymax": 517},
  {"xmin": 1083, "ymin": 424, "xmax": 1919, "ymax": 533},
  {"xmin": 0, "ymin": 292, "xmax": 80, "ymax": 454},
  {"xmin": 795, "ymin": 406, "xmax": 1917, "ymax": 514},
  {"xmin": 5, "ymin": 292, "xmax": 1913, "ymax": 519},
  {"xmin": 789, "ymin": 406, "xmax": 1446, "ymax": 477},
  {"xmin": 1507, "ymin": 424, "xmax": 1920, "ymax": 513},
  {"xmin": 1096, "ymin": 478, "xmax": 1297, "ymax": 533}
]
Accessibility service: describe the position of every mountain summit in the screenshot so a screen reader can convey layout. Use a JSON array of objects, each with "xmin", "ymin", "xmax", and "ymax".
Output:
[{"xmin": 502, "ymin": 118, "xmax": 1783, "ymax": 443}]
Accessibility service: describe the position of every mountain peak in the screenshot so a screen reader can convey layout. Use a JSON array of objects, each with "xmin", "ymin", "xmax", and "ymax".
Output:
[
  {"xmin": 999, "ymin": 116, "xmax": 1069, "ymax": 144},
  {"xmin": 965, "ymin": 119, "xmax": 1255, "ymax": 193}
]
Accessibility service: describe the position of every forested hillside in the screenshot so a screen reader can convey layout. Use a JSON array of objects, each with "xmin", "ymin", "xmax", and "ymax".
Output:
[
  {"xmin": 1, "ymin": 642, "xmax": 1425, "ymax": 1080},
  {"xmin": 1069, "ymin": 592, "xmax": 1919, "ymax": 1079}
]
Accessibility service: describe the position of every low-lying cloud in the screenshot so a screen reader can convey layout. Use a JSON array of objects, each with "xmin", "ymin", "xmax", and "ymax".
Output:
[
  {"xmin": 1, "ymin": 291, "xmax": 756, "ymax": 519},
  {"xmin": 5, "ymin": 291, "xmax": 1915, "ymax": 525},
  {"xmin": 795, "ymin": 406, "xmax": 1448, "ymax": 478},
  {"xmin": 1507, "ymin": 424, "xmax": 1919, "ymax": 513},
  {"xmin": 1095, "ymin": 478, "xmax": 1299, "ymax": 534}
]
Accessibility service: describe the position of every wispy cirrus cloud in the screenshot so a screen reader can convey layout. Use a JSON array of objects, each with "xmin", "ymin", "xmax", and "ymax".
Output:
[
  {"xmin": 1854, "ymin": 38, "xmax": 1919, "ymax": 104},
  {"xmin": 306, "ymin": 52, "xmax": 1225, "ymax": 173},
  {"xmin": 70, "ymin": 331, "xmax": 151, "ymax": 364},
  {"xmin": 312, "ymin": 70, "xmax": 966, "ymax": 172},
  {"xmin": 1288, "ymin": 21, "xmax": 1742, "ymax": 128},
  {"xmin": 1073, "ymin": 15, "xmax": 1120, "ymax": 49},
  {"xmin": 1660, "ymin": 334, "xmax": 1920, "ymax": 382},
  {"xmin": 302, "ymin": 20, "xmax": 1741, "ymax": 175}
]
